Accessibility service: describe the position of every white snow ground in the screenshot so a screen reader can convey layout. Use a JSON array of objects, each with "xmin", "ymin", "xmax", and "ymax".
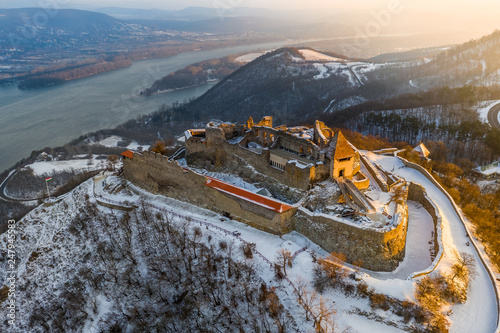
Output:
[
  {"xmin": 126, "ymin": 141, "xmax": 149, "ymax": 151},
  {"xmin": 95, "ymin": 135, "xmax": 122, "ymax": 147},
  {"xmin": 94, "ymin": 177, "xmax": 420, "ymax": 332},
  {"xmin": 235, "ymin": 50, "xmax": 273, "ymax": 63},
  {"xmin": 26, "ymin": 159, "xmax": 106, "ymax": 176},
  {"xmin": 365, "ymin": 152, "xmax": 499, "ymax": 333},
  {"xmin": 93, "ymin": 154, "xmax": 500, "ymax": 332}
]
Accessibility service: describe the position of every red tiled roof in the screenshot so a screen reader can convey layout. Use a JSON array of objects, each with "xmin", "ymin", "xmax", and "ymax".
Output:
[
  {"xmin": 205, "ymin": 177, "xmax": 294, "ymax": 213},
  {"xmin": 121, "ymin": 150, "xmax": 134, "ymax": 159}
]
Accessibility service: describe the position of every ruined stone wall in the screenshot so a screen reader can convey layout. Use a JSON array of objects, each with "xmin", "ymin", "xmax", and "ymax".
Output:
[
  {"xmin": 360, "ymin": 154, "xmax": 388, "ymax": 192},
  {"xmin": 188, "ymin": 138, "xmax": 315, "ymax": 190},
  {"xmin": 124, "ymin": 151, "xmax": 413, "ymax": 271},
  {"xmin": 275, "ymin": 132, "xmax": 320, "ymax": 159},
  {"xmin": 311, "ymin": 163, "xmax": 330, "ymax": 184},
  {"xmin": 123, "ymin": 152, "xmax": 295, "ymax": 234},
  {"xmin": 293, "ymin": 202, "xmax": 409, "ymax": 271},
  {"xmin": 407, "ymin": 182, "xmax": 443, "ymax": 277}
]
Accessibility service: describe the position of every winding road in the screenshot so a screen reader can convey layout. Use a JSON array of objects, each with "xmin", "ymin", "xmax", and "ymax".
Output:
[
  {"xmin": 488, "ymin": 102, "xmax": 500, "ymax": 130},
  {"xmin": 0, "ymin": 170, "xmax": 40, "ymax": 202}
]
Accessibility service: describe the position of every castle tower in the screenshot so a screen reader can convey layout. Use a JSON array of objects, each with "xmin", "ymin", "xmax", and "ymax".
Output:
[{"xmin": 327, "ymin": 131, "xmax": 356, "ymax": 178}]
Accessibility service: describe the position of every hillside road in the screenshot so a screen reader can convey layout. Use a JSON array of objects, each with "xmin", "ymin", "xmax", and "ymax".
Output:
[{"xmin": 487, "ymin": 102, "xmax": 500, "ymax": 130}]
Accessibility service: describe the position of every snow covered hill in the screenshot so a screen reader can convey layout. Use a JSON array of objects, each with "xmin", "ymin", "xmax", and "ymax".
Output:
[{"xmin": 184, "ymin": 47, "xmax": 402, "ymax": 123}]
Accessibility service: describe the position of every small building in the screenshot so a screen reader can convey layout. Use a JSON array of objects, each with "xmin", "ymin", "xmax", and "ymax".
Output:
[
  {"xmin": 474, "ymin": 161, "xmax": 500, "ymax": 180},
  {"xmin": 413, "ymin": 143, "xmax": 430, "ymax": 159},
  {"xmin": 121, "ymin": 150, "xmax": 134, "ymax": 160},
  {"xmin": 328, "ymin": 131, "xmax": 357, "ymax": 178}
]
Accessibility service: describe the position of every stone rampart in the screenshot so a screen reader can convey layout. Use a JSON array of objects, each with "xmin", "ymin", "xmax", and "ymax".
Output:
[
  {"xmin": 122, "ymin": 151, "xmax": 415, "ymax": 272},
  {"xmin": 123, "ymin": 151, "xmax": 297, "ymax": 234},
  {"xmin": 292, "ymin": 200, "xmax": 409, "ymax": 271},
  {"xmin": 407, "ymin": 181, "xmax": 444, "ymax": 278}
]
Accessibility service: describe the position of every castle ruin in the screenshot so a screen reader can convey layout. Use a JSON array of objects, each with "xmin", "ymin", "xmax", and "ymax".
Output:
[{"xmin": 123, "ymin": 116, "xmax": 409, "ymax": 271}]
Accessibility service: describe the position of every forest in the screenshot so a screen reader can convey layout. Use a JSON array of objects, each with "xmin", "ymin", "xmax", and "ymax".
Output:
[
  {"xmin": 17, "ymin": 57, "xmax": 132, "ymax": 89},
  {"xmin": 142, "ymin": 55, "xmax": 243, "ymax": 96},
  {"xmin": 0, "ymin": 190, "xmax": 304, "ymax": 332}
]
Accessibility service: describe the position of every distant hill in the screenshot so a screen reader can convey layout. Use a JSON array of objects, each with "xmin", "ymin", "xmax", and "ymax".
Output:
[
  {"xmin": 177, "ymin": 48, "xmax": 373, "ymax": 124},
  {"xmin": 408, "ymin": 30, "xmax": 500, "ymax": 88},
  {"xmin": 368, "ymin": 46, "xmax": 453, "ymax": 63},
  {"xmin": 95, "ymin": 6, "xmax": 279, "ymax": 21},
  {"xmin": 0, "ymin": 8, "xmax": 121, "ymax": 32},
  {"xmin": 0, "ymin": 8, "xmax": 137, "ymax": 50}
]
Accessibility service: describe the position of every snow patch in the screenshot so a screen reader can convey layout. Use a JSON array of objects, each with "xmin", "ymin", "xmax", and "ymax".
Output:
[
  {"xmin": 235, "ymin": 50, "xmax": 273, "ymax": 63},
  {"xmin": 26, "ymin": 159, "xmax": 105, "ymax": 176},
  {"xmin": 299, "ymin": 49, "xmax": 344, "ymax": 62},
  {"xmin": 95, "ymin": 135, "xmax": 122, "ymax": 147}
]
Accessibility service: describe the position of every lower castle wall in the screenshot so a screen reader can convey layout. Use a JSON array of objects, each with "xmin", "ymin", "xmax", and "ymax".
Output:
[
  {"xmin": 292, "ymin": 201, "xmax": 409, "ymax": 271},
  {"xmin": 123, "ymin": 152, "xmax": 296, "ymax": 234},
  {"xmin": 123, "ymin": 151, "xmax": 412, "ymax": 272},
  {"xmin": 407, "ymin": 182, "xmax": 444, "ymax": 278}
]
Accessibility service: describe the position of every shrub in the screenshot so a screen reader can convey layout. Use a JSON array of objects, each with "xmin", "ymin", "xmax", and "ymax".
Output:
[
  {"xmin": 356, "ymin": 282, "xmax": 370, "ymax": 298},
  {"xmin": 370, "ymin": 293, "xmax": 390, "ymax": 311}
]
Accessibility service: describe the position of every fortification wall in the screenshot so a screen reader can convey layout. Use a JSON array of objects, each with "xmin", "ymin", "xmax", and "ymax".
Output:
[
  {"xmin": 123, "ymin": 152, "xmax": 296, "ymax": 234},
  {"xmin": 292, "ymin": 200, "xmax": 409, "ymax": 271},
  {"xmin": 407, "ymin": 182, "xmax": 444, "ymax": 278}
]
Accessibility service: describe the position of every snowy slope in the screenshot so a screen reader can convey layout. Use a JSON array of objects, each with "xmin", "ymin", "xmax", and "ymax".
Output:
[
  {"xmin": 235, "ymin": 51, "xmax": 273, "ymax": 63},
  {"xmin": 3, "ymin": 151, "xmax": 498, "ymax": 332},
  {"xmin": 26, "ymin": 159, "xmax": 106, "ymax": 176}
]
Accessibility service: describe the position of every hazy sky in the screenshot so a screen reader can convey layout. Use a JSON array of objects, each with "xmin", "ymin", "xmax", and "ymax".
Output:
[{"xmin": 7, "ymin": 0, "xmax": 498, "ymax": 12}]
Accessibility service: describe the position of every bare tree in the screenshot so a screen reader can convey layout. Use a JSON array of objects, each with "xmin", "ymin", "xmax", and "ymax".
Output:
[
  {"xmin": 313, "ymin": 296, "xmax": 336, "ymax": 333},
  {"xmin": 275, "ymin": 248, "xmax": 293, "ymax": 276},
  {"xmin": 450, "ymin": 250, "xmax": 477, "ymax": 283},
  {"xmin": 318, "ymin": 252, "xmax": 349, "ymax": 282},
  {"xmin": 301, "ymin": 287, "xmax": 318, "ymax": 322}
]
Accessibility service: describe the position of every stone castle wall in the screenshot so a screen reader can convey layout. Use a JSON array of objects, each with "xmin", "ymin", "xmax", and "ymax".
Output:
[
  {"xmin": 123, "ymin": 151, "xmax": 297, "ymax": 234},
  {"xmin": 360, "ymin": 154, "xmax": 389, "ymax": 192},
  {"xmin": 292, "ymin": 197, "xmax": 409, "ymax": 271},
  {"xmin": 407, "ymin": 182, "xmax": 444, "ymax": 278}
]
